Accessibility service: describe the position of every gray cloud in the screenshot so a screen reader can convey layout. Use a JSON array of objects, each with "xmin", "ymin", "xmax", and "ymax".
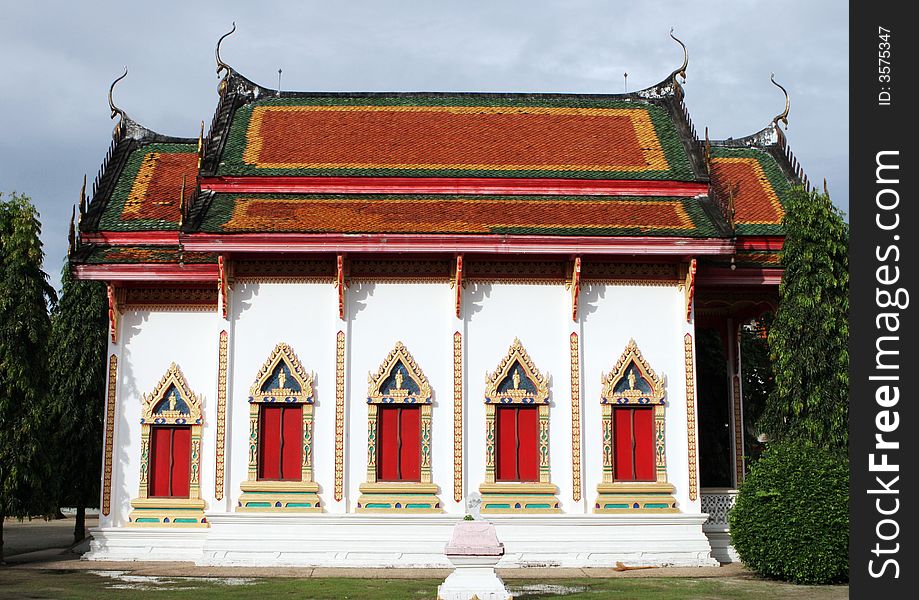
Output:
[{"xmin": 0, "ymin": 0, "xmax": 848, "ymax": 291}]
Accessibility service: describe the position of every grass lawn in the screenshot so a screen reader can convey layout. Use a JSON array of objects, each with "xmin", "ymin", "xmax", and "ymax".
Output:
[{"xmin": 0, "ymin": 568, "xmax": 848, "ymax": 599}]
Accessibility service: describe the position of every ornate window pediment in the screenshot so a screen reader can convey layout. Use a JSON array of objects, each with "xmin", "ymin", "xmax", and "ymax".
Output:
[
  {"xmin": 484, "ymin": 338, "xmax": 549, "ymax": 405},
  {"xmin": 249, "ymin": 343, "xmax": 314, "ymax": 404},
  {"xmin": 367, "ymin": 341, "xmax": 432, "ymax": 404},
  {"xmin": 600, "ymin": 339, "xmax": 665, "ymax": 406},
  {"xmin": 141, "ymin": 363, "xmax": 201, "ymax": 425}
]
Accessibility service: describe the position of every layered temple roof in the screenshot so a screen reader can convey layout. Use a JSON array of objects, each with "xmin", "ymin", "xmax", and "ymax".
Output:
[{"xmin": 72, "ymin": 32, "xmax": 812, "ymax": 275}]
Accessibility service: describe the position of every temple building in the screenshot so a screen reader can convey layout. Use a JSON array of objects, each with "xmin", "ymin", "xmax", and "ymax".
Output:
[{"xmin": 71, "ymin": 29, "xmax": 807, "ymax": 567}]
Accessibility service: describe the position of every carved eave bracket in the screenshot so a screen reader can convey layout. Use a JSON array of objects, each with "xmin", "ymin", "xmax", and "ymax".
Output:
[
  {"xmin": 141, "ymin": 362, "xmax": 202, "ymax": 425},
  {"xmin": 248, "ymin": 342, "xmax": 314, "ymax": 402},
  {"xmin": 335, "ymin": 254, "xmax": 348, "ymax": 320},
  {"xmin": 567, "ymin": 257, "xmax": 581, "ymax": 321},
  {"xmin": 601, "ymin": 339, "xmax": 665, "ymax": 405},
  {"xmin": 681, "ymin": 259, "xmax": 697, "ymax": 323},
  {"xmin": 367, "ymin": 341, "xmax": 432, "ymax": 403},
  {"xmin": 485, "ymin": 338, "xmax": 549, "ymax": 404},
  {"xmin": 451, "ymin": 254, "xmax": 464, "ymax": 319},
  {"xmin": 218, "ymin": 255, "xmax": 233, "ymax": 319},
  {"xmin": 107, "ymin": 284, "xmax": 123, "ymax": 344}
]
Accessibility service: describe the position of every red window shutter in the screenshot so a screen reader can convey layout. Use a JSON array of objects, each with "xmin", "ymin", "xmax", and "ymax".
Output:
[
  {"xmin": 614, "ymin": 407, "xmax": 635, "ymax": 481},
  {"xmin": 377, "ymin": 406, "xmax": 401, "ymax": 481},
  {"xmin": 633, "ymin": 407, "xmax": 656, "ymax": 481},
  {"xmin": 149, "ymin": 427, "xmax": 191, "ymax": 498},
  {"xmin": 399, "ymin": 406, "xmax": 421, "ymax": 482},
  {"xmin": 149, "ymin": 427, "xmax": 172, "ymax": 497},
  {"xmin": 259, "ymin": 405, "xmax": 282, "ymax": 480},
  {"xmin": 281, "ymin": 405, "xmax": 303, "ymax": 481},
  {"xmin": 377, "ymin": 406, "xmax": 421, "ymax": 482},
  {"xmin": 614, "ymin": 407, "xmax": 655, "ymax": 482},
  {"xmin": 496, "ymin": 406, "xmax": 518, "ymax": 481},
  {"xmin": 516, "ymin": 407, "xmax": 540, "ymax": 482},
  {"xmin": 171, "ymin": 427, "xmax": 191, "ymax": 497}
]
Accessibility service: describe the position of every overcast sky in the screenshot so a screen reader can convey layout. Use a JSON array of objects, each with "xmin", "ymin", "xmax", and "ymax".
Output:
[{"xmin": 0, "ymin": 1, "xmax": 848, "ymax": 291}]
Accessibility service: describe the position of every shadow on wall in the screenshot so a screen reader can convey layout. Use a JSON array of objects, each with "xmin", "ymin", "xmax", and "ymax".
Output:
[
  {"xmin": 463, "ymin": 281, "xmax": 491, "ymax": 322},
  {"xmin": 579, "ymin": 283, "xmax": 607, "ymax": 323},
  {"xmin": 235, "ymin": 281, "xmax": 260, "ymax": 318},
  {"xmin": 349, "ymin": 281, "xmax": 375, "ymax": 319}
]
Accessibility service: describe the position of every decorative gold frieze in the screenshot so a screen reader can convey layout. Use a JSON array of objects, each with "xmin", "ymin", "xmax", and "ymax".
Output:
[
  {"xmin": 570, "ymin": 332, "xmax": 582, "ymax": 502},
  {"xmin": 684, "ymin": 333, "xmax": 698, "ymax": 501},
  {"xmin": 733, "ymin": 375, "xmax": 744, "ymax": 486},
  {"xmin": 453, "ymin": 331, "xmax": 463, "ymax": 503},
  {"xmin": 122, "ymin": 287, "xmax": 218, "ymax": 311},
  {"xmin": 102, "ymin": 355, "xmax": 117, "ymax": 517},
  {"xmin": 580, "ymin": 261, "xmax": 681, "ymax": 285},
  {"xmin": 215, "ymin": 331, "xmax": 228, "ymax": 501},
  {"xmin": 335, "ymin": 330, "xmax": 346, "ymax": 502}
]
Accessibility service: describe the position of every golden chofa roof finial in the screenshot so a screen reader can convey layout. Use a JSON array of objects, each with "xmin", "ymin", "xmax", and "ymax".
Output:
[
  {"xmin": 669, "ymin": 28, "xmax": 689, "ymax": 90},
  {"xmin": 108, "ymin": 66, "xmax": 128, "ymax": 122},
  {"xmin": 771, "ymin": 73, "xmax": 790, "ymax": 130},
  {"xmin": 216, "ymin": 22, "xmax": 236, "ymax": 78}
]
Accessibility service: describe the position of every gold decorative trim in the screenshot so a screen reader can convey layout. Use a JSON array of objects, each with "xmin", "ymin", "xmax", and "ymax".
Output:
[
  {"xmin": 215, "ymin": 331, "xmax": 228, "ymax": 501},
  {"xmin": 122, "ymin": 287, "xmax": 217, "ymax": 310},
  {"xmin": 684, "ymin": 333, "xmax": 698, "ymax": 502},
  {"xmin": 238, "ymin": 342, "xmax": 320, "ymax": 512},
  {"xmin": 358, "ymin": 342, "xmax": 441, "ymax": 512},
  {"xmin": 581, "ymin": 262, "xmax": 681, "ymax": 284},
  {"xmin": 102, "ymin": 355, "xmax": 117, "ymax": 517},
  {"xmin": 570, "ymin": 332, "xmax": 582, "ymax": 502},
  {"xmin": 453, "ymin": 331, "xmax": 463, "ymax": 503},
  {"xmin": 733, "ymin": 375, "xmax": 744, "ymax": 485},
  {"xmin": 130, "ymin": 363, "xmax": 206, "ymax": 526},
  {"xmin": 234, "ymin": 257, "xmax": 335, "ymax": 280},
  {"xmin": 350, "ymin": 257, "xmax": 452, "ymax": 279},
  {"xmin": 464, "ymin": 259, "xmax": 567, "ymax": 281},
  {"xmin": 335, "ymin": 330, "xmax": 345, "ymax": 502}
]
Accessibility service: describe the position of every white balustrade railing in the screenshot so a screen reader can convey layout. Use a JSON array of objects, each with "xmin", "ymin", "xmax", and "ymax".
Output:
[{"xmin": 700, "ymin": 488, "xmax": 738, "ymax": 527}]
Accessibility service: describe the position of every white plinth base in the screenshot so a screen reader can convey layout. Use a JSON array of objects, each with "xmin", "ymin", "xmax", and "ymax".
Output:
[
  {"xmin": 703, "ymin": 526, "xmax": 739, "ymax": 563},
  {"xmin": 87, "ymin": 527, "xmax": 207, "ymax": 561},
  {"xmin": 84, "ymin": 513, "xmax": 718, "ymax": 567},
  {"xmin": 438, "ymin": 555, "xmax": 511, "ymax": 600}
]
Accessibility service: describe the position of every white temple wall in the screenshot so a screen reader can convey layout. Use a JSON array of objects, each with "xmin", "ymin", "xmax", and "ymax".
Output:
[
  {"xmin": 109, "ymin": 309, "xmax": 220, "ymax": 527},
  {"xmin": 345, "ymin": 282, "xmax": 456, "ymax": 511},
  {"xmin": 464, "ymin": 282, "xmax": 574, "ymax": 511},
  {"xmin": 580, "ymin": 282, "xmax": 694, "ymax": 512},
  {"xmin": 227, "ymin": 282, "xmax": 341, "ymax": 511},
  {"xmin": 105, "ymin": 278, "xmax": 696, "ymax": 522}
]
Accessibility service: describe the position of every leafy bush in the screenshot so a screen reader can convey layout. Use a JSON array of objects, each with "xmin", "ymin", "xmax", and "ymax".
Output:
[{"xmin": 729, "ymin": 440, "xmax": 848, "ymax": 584}]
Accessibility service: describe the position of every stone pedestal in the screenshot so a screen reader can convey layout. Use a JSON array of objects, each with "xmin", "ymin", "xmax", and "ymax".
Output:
[{"xmin": 438, "ymin": 520, "xmax": 511, "ymax": 600}]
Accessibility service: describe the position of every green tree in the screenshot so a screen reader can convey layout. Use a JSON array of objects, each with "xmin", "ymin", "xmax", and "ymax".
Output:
[
  {"xmin": 48, "ymin": 262, "xmax": 108, "ymax": 545},
  {"xmin": 760, "ymin": 186, "xmax": 848, "ymax": 448},
  {"xmin": 0, "ymin": 192, "xmax": 56, "ymax": 562}
]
